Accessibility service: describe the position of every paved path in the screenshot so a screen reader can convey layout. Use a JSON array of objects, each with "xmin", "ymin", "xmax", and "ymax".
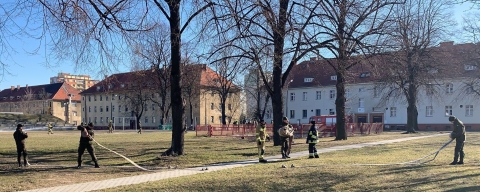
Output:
[{"xmin": 22, "ymin": 133, "xmax": 446, "ymax": 192}]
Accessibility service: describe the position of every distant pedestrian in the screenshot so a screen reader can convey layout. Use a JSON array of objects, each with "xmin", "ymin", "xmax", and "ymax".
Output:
[
  {"xmin": 108, "ymin": 120, "xmax": 113, "ymax": 133},
  {"xmin": 137, "ymin": 122, "xmax": 142, "ymax": 134},
  {"xmin": 77, "ymin": 122, "xmax": 99, "ymax": 168},
  {"xmin": 306, "ymin": 121, "xmax": 319, "ymax": 158},
  {"xmin": 256, "ymin": 119, "xmax": 269, "ymax": 163},
  {"xmin": 278, "ymin": 116, "xmax": 294, "ymax": 159},
  {"xmin": 13, "ymin": 124, "xmax": 30, "ymax": 167},
  {"xmin": 47, "ymin": 123, "xmax": 53, "ymax": 134},
  {"xmin": 449, "ymin": 116, "xmax": 465, "ymax": 165}
]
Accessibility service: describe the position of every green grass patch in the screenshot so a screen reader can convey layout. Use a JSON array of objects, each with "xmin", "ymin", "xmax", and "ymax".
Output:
[{"xmin": 1, "ymin": 130, "xmax": 468, "ymax": 191}]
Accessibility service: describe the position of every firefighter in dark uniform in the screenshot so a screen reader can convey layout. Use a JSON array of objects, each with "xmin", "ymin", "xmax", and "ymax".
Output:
[
  {"xmin": 13, "ymin": 124, "xmax": 30, "ymax": 167},
  {"xmin": 306, "ymin": 121, "xmax": 319, "ymax": 158},
  {"xmin": 256, "ymin": 119, "xmax": 269, "ymax": 163},
  {"xmin": 278, "ymin": 116, "xmax": 294, "ymax": 159},
  {"xmin": 77, "ymin": 122, "xmax": 99, "ymax": 168},
  {"xmin": 449, "ymin": 116, "xmax": 466, "ymax": 165}
]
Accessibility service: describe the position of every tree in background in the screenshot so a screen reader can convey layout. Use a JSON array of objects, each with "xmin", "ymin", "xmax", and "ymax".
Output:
[{"xmin": 375, "ymin": 0, "xmax": 456, "ymax": 133}]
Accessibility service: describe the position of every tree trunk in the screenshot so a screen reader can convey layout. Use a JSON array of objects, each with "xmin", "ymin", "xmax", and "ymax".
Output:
[
  {"xmin": 406, "ymin": 84, "xmax": 418, "ymax": 133},
  {"xmin": 335, "ymin": 70, "xmax": 347, "ymax": 140},
  {"xmin": 163, "ymin": 1, "xmax": 184, "ymax": 156}
]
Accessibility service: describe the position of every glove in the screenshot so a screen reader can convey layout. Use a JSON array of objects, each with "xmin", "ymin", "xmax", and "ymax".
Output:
[
  {"xmin": 266, "ymin": 136, "xmax": 271, "ymax": 141},
  {"xmin": 257, "ymin": 140, "xmax": 261, "ymax": 145}
]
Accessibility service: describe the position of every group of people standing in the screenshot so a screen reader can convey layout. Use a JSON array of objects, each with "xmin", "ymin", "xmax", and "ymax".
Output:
[
  {"xmin": 255, "ymin": 116, "xmax": 319, "ymax": 163},
  {"xmin": 255, "ymin": 115, "xmax": 466, "ymax": 164},
  {"xmin": 13, "ymin": 122, "xmax": 100, "ymax": 168}
]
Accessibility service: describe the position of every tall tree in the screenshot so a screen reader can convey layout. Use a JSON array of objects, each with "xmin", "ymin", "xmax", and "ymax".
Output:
[
  {"xmin": 375, "ymin": 0, "xmax": 455, "ymax": 133},
  {"xmin": 4, "ymin": 0, "xmax": 215, "ymax": 156}
]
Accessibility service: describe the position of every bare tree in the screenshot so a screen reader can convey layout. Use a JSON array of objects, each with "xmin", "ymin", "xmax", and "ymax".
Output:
[
  {"xmin": 0, "ymin": 0, "xmax": 217, "ymax": 156},
  {"xmin": 244, "ymin": 67, "xmax": 272, "ymax": 121},
  {"xmin": 374, "ymin": 0, "xmax": 455, "ymax": 133}
]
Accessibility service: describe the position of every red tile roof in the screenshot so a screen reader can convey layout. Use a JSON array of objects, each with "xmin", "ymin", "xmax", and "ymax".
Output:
[{"xmin": 0, "ymin": 82, "xmax": 81, "ymax": 103}]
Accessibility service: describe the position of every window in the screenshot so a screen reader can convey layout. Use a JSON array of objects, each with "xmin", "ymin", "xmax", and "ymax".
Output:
[
  {"xmin": 315, "ymin": 109, "xmax": 321, "ymax": 116},
  {"xmin": 426, "ymin": 84, "xmax": 434, "ymax": 96},
  {"xmin": 100, "ymin": 106, "xmax": 103, "ymax": 112},
  {"xmin": 329, "ymin": 109, "xmax": 335, "ymax": 115},
  {"xmin": 112, "ymin": 94, "xmax": 115, "ymax": 100},
  {"xmin": 445, "ymin": 106, "xmax": 452, "ymax": 116},
  {"xmin": 266, "ymin": 110, "xmax": 271, "ymax": 119},
  {"xmin": 211, "ymin": 116, "xmax": 214, "ymax": 123},
  {"xmin": 152, "ymin": 104, "xmax": 155, "ymax": 110},
  {"xmin": 112, "ymin": 105, "xmax": 115, "ymax": 112},
  {"xmin": 465, "ymin": 65, "xmax": 477, "ymax": 70},
  {"xmin": 88, "ymin": 117, "xmax": 91, "ymax": 123},
  {"xmin": 94, "ymin": 106, "xmax": 97, "ymax": 112},
  {"xmin": 228, "ymin": 104, "xmax": 232, "ymax": 110},
  {"xmin": 100, "ymin": 117, "xmax": 103, "ymax": 123},
  {"xmin": 289, "ymin": 110, "xmax": 295, "ymax": 119},
  {"xmin": 144, "ymin": 104, "xmax": 148, "ymax": 111},
  {"xmin": 94, "ymin": 117, "xmax": 97, "ymax": 123},
  {"xmin": 426, "ymin": 106, "xmax": 433, "ymax": 117},
  {"xmin": 359, "ymin": 98, "xmax": 365, "ymax": 108},
  {"xmin": 106, "ymin": 117, "xmax": 109, "ymax": 123},
  {"xmin": 302, "ymin": 92, "xmax": 307, "ymax": 101},
  {"xmin": 390, "ymin": 107, "xmax": 397, "ymax": 117},
  {"xmin": 345, "ymin": 89, "xmax": 350, "ymax": 97},
  {"xmin": 373, "ymin": 87, "xmax": 379, "ymax": 97},
  {"xmin": 152, "ymin": 117, "xmax": 156, "ymax": 123},
  {"xmin": 466, "ymin": 105, "xmax": 473, "ymax": 117},
  {"xmin": 73, "ymin": 111, "xmax": 77, "ymax": 116},
  {"xmin": 94, "ymin": 95, "xmax": 97, "ymax": 101},
  {"xmin": 446, "ymin": 83, "xmax": 453, "ymax": 93},
  {"xmin": 304, "ymin": 78, "xmax": 313, "ymax": 82},
  {"xmin": 211, "ymin": 103, "xmax": 214, "ymax": 110},
  {"xmin": 106, "ymin": 106, "xmax": 109, "ymax": 112},
  {"xmin": 119, "ymin": 95, "xmax": 122, "ymax": 100},
  {"xmin": 125, "ymin": 106, "xmax": 128, "ymax": 112},
  {"xmin": 211, "ymin": 90, "xmax": 214, "ymax": 96},
  {"xmin": 290, "ymin": 92, "xmax": 295, "ymax": 101},
  {"xmin": 331, "ymin": 76, "xmax": 337, "ymax": 80},
  {"xmin": 145, "ymin": 116, "xmax": 149, "ymax": 123},
  {"xmin": 88, "ymin": 106, "xmax": 91, "ymax": 112},
  {"xmin": 316, "ymin": 91, "xmax": 321, "ymax": 100},
  {"xmin": 82, "ymin": 107, "xmax": 85, "ymax": 112},
  {"xmin": 88, "ymin": 96, "xmax": 91, "ymax": 101},
  {"xmin": 302, "ymin": 110, "xmax": 307, "ymax": 119},
  {"xmin": 330, "ymin": 90, "xmax": 336, "ymax": 99},
  {"xmin": 359, "ymin": 88, "xmax": 365, "ymax": 92},
  {"xmin": 100, "ymin": 95, "xmax": 103, "ymax": 101}
]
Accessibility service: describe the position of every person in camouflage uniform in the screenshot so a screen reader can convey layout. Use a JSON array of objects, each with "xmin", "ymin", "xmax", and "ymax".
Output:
[
  {"xmin": 449, "ymin": 116, "xmax": 466, "ymax": 165},
  {"xmin": 278, "ymin": 116, "xmax": 294, "ymax": 159},
  {"xmin": 77, "ymin": 122, "xmax": 99, "ymax": 168},
  {"xmin": 13, "ymin": 124, "xmax": 30, "ymax": 167},
  {"xmin": 108, "ymin": 120, "xmax": 113, "ymax": 133},
  {"xmin": 137, "ymin": 121, "xmax": 142, "ymax": 134},
  {"xmin": 256, "ymin": 119, "xmax": 270, "ymax": 163},
  {"xmin": 47, "ymin": 123, "xmax": 53, "ymax": 134}
]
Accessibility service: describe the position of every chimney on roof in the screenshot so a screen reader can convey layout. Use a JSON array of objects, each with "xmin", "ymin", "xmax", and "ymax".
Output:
[
  {"xmin": 11, "ymin": 86, "xmax": 14, "ymax": 90},
  {"xmin": 440, "ymin": 41, "xmax": 454, "ymax": 47}
]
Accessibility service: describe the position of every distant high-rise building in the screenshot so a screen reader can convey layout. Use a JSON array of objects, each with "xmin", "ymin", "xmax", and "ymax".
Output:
[{"xmin": 50, "ymin": 73, "xmax": 98, "ymax": 91}]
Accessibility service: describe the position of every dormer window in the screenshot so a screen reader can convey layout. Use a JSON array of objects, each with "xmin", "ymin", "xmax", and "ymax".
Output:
[
  {"xmin": 428, "ymin": 69, "xmax": 438, "ymax": 74},
  {"xmin": 360, "ymin": 72, "xmax": 370, "ymax": 78},
  {"xmin": 304, "ymin": 78, "xmax": 313, "ymax": 82},
  {"xmin": 465, "ymin": 65, "xmax": 476, "ymax": 70},
  {"xmin": 331, "ymin": 76, "xmax": 337, "ymax": 80},
  {"xmin": 10, "ymin": 96, "xmax": 14, "ymax": 100},
  {"xmin": 16, "ymin": 96, "xmax": 21, "ymax": 99},
  {"xmin": 96, "ymin": 86, "xmax": 101, "ymax": 91},
  {"xmin": 108, "ymin": 84, "xmax": 112, "ymax": 89},
  {"xmin": 2, "ymin": 97, "xmax": 6, "ymax": 100},
  {"xmin": 121, "ymin": 84, "xmax": 125, "ymax": 88}
]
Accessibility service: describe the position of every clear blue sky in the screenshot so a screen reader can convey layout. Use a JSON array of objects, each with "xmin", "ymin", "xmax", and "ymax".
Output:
[{"xmin": 0, "ymin": 2, "xmax": 474, "ymax": 90}]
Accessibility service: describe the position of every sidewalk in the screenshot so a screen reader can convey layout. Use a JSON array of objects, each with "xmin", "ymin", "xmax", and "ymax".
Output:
[{"xmin": 22, "ymin": 134, "xmax": 446, "ymax": 192}]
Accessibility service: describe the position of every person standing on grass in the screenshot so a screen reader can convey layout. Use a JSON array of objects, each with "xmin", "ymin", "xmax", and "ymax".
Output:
[
  {"xmin": 77, "ymin": 122, "xmax": 99, "ymax": 168},
  {"xmin": 256, "ymin": 119, "xmax": 270, "ymax": 163},
  {"xmin": 13, "ymin": 124, "xmax": 30, "ymax": 167},
  {"xmin": 449, "ymin": 116, "xmax": 466, "ymax": 165},
  {"xmin": 278, "ymin": 116, "xmax": 294, "ymax": 159},
  {"xmin": 306, "ymin": 121, "xmax": 319, "ymax": 158},
  {"xmin": 47, "ymin": 123, "xmax": 53, "ymax": 134},
  {"xmin": 108, "ymin": 120, "xmax": 113, "ymax": 133}
]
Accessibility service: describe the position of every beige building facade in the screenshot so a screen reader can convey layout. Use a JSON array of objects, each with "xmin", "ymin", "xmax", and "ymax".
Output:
[{"xmin": 50, "ymin": 72, "xmax": 99, "ymax": 91}]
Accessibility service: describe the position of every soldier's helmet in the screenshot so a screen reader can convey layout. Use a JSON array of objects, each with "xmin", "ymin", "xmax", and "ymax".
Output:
[
  {"xmin": 88, "ymin": 122, "xmax": 94, "ymax": 127},
  {"xmin": 17, "ymin": 124, "xmax": 23, "ymax": 129},
  {"xmin": 448, "ymin": 116, "xmax": 456, "ymax": 122}
]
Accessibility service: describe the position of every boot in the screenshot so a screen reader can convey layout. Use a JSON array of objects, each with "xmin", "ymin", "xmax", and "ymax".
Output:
[
  {"xmin": 282, "ymin": 154, "xmax": 287, "ymax": 159},
  {"xmin": 458, "ymin": 152, "xmax": 464, "ymax": 164},
  {"xmin": 94, "ymin": 161, "xmax": 100, "ymax": 168},
  {"xmin": 314, "ymin": 154, "xmax": 319, "ymax": 158},
  {"xmin": 309, "ymin": 156, "xmax": 314, "ymax": 159},
  {"xmin": 24, "ymin": 161, "xmax": 30, "ymax": 167},
  {"xmin": 77, "ymin": 161, "xmax": 82, "ymax": 169},
  {"xmin": 449, "ymin": 161, "xmax": 457, "ymax": 165},
  {"xmin": 259, "ymin": 159, "xmax": 267, "ymax": 163}
]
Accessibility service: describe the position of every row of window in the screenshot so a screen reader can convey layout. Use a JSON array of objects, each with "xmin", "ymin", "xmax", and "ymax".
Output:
[
  {"xmin": 290, "ymin": 88, "xmax": 381, "ymax": 101},
  {"xmin": 388, "ymin": 105, "xmax": 474, "ymax": 117},
  {"xmin": 84, "ymin": 104, "xmax": 157, "ymax": 113},
  {"xmin": 210, "ymin": 103, "xmax": 232, "ymax": 110},
  {"xmin": 284, "ymin": 109, "xmax": 333, "ymax": 119},
  {"xmin": 84, "ymin": 116, "xmax": 158, "ymax": 124}
]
